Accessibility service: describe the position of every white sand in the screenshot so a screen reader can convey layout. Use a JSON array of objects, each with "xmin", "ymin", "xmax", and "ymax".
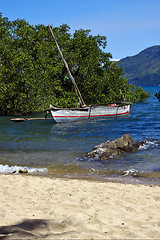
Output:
[{"xmin": 0, "ymin": 174, "xmax": 160, "ymax": 239}]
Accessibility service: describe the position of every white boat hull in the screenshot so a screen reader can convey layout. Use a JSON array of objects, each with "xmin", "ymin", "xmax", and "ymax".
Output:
[{"xmin": 50, "ymin": 104, "xmax": 130, "ymax": 123}]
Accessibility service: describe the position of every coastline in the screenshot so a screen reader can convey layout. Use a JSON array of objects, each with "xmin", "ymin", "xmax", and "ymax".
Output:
[{"xmin": 0, "ymin": 174, "xmax": 160, "ymax": 239}]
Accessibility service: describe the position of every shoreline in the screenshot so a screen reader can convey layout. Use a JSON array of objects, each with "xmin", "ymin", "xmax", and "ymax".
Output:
[
  {"xmin": 44, "ymin": 173, "xmax": 160, "ymax": 186},
  {"xmin": 0, "ymin": 174, "xmax": 160, "ymax": 239},
  {"xmin": 1, "ymin": 161, "xmax": 160, "ymax": 186}
]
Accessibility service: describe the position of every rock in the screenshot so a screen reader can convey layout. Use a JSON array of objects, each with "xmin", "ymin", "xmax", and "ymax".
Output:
[
  {"xmin": 12, "ymin": 169, "xmax": 28, "ymax": 174},
  {"xmin": 86, "ymin": 134, "xmax": 139, "ymax": 161}
]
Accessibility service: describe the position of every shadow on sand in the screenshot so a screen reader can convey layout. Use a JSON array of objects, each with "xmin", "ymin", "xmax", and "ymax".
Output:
[{"xmin": 0, "ymin": 218, "xmax": 75, "ymax": 239}]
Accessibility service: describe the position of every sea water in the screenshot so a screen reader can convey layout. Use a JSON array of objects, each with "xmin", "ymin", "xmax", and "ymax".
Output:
[{"xmin": 0, "ymin": 86, "xmax": 159, "ymax": 184}]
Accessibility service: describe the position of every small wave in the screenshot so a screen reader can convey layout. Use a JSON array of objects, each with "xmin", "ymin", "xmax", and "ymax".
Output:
[
  {"xmin": 138, "ymin": 139, "xmax": 159, "ymax": 150},
  {"xmin": 123, "ymin": 169, "xmax": 140, "ymax": 176},
  {"xmin": 0, "ymin": 164, "xmax": 47, "ymax": 174},
  {"xmin": 123, "ymin": 168, "xmax": 160, "ymax": 180}
]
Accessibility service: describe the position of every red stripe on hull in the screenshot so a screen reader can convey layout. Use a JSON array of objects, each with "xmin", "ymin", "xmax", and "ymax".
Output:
[{"xmin": 52, "ymin": 111, "xmax": 130, "ymax": 118}]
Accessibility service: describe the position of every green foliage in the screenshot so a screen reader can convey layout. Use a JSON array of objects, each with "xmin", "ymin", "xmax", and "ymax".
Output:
[
  {"xmin": 0, "ymin": 13, "xmax": 150, "ymax": 115},
  {"xmin": 124, "ymin": 85, "xmax": 151, "ymax": 102}
]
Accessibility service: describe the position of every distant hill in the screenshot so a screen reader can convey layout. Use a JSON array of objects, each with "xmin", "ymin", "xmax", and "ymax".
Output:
[{"xmin": 119, "ymin": 46, "xmax": 160, "ymax": 86}]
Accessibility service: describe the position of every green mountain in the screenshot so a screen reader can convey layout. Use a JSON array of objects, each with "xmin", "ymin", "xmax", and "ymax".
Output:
[{"xmin": 119, "ymin": 45, "xmax": 160, "ymax": 86}]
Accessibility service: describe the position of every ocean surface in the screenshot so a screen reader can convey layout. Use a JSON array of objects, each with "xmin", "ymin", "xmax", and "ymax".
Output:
[{"xmin": 0, "ymin": 86, "xmax": 160, "ymax": 185}]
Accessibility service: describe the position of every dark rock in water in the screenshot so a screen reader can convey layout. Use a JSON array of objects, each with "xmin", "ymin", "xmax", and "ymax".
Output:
[
  {"xmin": 155, "ymin": 90, "xmax": 160, "ymax": 101},
  {"xmin": 137, "ymin": 140, "xmax": 147, "ymax": 147},
  {"xmin": 86, "ymin": 134, "xmax": 139, "ymax": 161}
]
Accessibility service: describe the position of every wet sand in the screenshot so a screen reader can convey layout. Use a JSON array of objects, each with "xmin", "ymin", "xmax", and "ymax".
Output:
[{"xmin": 0, "ymin": 174, "xmax": 160, "ymax": 239}]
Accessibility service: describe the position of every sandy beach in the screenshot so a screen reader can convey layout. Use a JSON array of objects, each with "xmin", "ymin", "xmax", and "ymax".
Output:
[{"xmin": 0, "ymin": 174, "xmax": 160, "ymax": 239}]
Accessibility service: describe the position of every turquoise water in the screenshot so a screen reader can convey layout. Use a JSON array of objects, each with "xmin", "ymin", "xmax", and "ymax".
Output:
[{"xmin": 0, "ymin": 86, "xmax": 160, "ymax": 184}]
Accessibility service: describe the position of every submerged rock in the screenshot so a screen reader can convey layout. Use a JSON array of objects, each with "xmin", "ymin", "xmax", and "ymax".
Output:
[
  {"xmin": 86, "ymin": 134, "xmax": 139, "ymax": 161},
  {"xmin": 12, "ymin": 169, "xmax": 28, "ymax": 174}
]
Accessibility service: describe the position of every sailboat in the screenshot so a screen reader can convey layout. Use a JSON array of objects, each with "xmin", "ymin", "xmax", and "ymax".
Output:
[{"xmin": 48, "ymin": 26, "xmax": 131, "ymax": 123}]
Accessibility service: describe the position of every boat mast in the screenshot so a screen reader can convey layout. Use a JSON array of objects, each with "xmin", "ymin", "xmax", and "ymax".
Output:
[{"xmin": 48, "ymin": 25, "xmax": 86, "ymax": 107}]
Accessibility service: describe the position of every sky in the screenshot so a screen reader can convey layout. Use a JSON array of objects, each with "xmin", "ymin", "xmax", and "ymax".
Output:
[{"xmin": 1, "ymin": 0, "xmax": 160, "ymax": 60}]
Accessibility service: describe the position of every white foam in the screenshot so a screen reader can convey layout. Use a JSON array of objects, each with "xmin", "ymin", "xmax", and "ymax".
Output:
[
  {"xmin": 123, "ymin": 169, "xmax": 139, "ymax": 176},
  {"xmin": 139, "ymin": 140, "xmax": 158, "ymax": 150},
  {"xmin": 0, "ymin": 164, "xmax": 47, "ymax": 174}
]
